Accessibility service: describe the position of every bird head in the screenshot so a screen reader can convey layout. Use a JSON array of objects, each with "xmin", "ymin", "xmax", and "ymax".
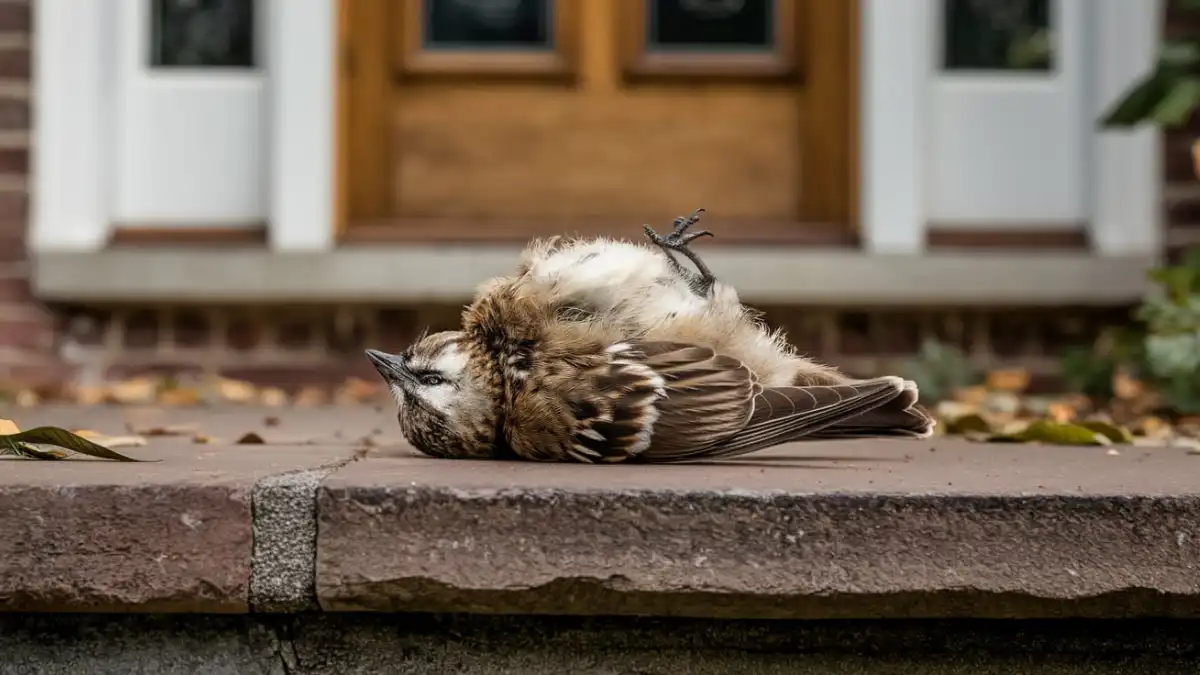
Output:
[{"xmin": 364, "ymin": 330, "xmax": 500, "ymax": 459}]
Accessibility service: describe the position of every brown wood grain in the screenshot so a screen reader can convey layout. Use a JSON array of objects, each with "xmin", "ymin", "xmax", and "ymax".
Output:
[
  {"xmin": 109, "ymin": 227, "xmax": 269, "ymax": 246},
  {"xmin": 341, "ymin": 0, "xmax": 858, "ymax": 242},
  {"xmin": 345, "ymin": 0, "xmax": 393, "ymax": 220},
  {"xmin": 342, "ymin": 217, "xmax": 856, "ymax": 246},
  {"xmin": 925, "ymin": 226, "xmax": 1090, "ymax": 250}
]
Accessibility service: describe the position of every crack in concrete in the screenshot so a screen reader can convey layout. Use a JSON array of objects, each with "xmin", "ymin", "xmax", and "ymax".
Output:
[{"xmin": 249, "ymin": 455, "xmax": 360, "ymax": 613}]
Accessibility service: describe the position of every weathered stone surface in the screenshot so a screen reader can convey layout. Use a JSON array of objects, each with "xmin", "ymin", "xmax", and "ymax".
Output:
[
  {"xmin": 317, "ymin": 439, "xmax": 1200, "ymax": 619},
  {"xmin": 0, "ymin": 440, "xmax": 357, "ymax": 612}
]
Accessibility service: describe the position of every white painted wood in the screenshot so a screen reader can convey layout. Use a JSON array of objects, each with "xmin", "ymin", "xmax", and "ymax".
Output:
[
  {"xmin": 112, "ymin": 0, "xmax": 267, "ymax": 226},
  {"xmin": 1090, "ymin": 0, "xmax": 1163, "ymax": 257},
  {"xmin": 859, "ymin": 0, "xmax": 929, "ymax": 253},
  {"xmin": 29, "ymin": 0, "xmax": 109, "ymax": 251},
  {"xmin": 928, "ymin": 0, "xmax": 1088, "ymax": 227},
  {"xmin": 267, "ymin": 0, "xmax": 337, "ymax": 252}
]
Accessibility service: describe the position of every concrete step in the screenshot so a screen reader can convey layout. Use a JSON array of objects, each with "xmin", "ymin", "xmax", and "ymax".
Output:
[{"xmin": 0, "ymin": 405, "xmax": 1197, "ymax": 620}]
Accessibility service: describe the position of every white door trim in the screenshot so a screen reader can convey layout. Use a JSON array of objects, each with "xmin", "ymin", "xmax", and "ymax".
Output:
[
  {"xmin": 32, "ymin": 0, "xmax": 338, "ymax": 253},
  {"xmin": 860, "ymin": 0, "xmax": 1164, "ymax": 256}
]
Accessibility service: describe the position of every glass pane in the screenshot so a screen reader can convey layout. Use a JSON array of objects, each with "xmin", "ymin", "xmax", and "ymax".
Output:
[
  {"xmin": 425, "ymin": 0, "xmax": 554, "ymax": 50},
  {"xmin": 943, "ymin": 0, "xmax": 1053, "ymax": 72},
  {"xmin": 150, "ymin": 0, "xmax": 256, "ymax": 68},
  {"xmin": 648, "ymin": 0, "xmax": 773, "ymax": 52}
]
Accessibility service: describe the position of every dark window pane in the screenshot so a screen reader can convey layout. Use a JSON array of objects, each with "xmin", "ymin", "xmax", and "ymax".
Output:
[
  {"xmin": 150, "ymin": 0, "xmax": 255, "ymax": 68},
  {"xmin": 425, "ymin": 0, "xmax": 553, "ymax": 50},
  {"xmin": 648, "ymin": 0, "xmax": 773, "ymax": 52},
  {"xmin": 943, "ymin": 0, "xmax": 1053, "ymax": 71}
]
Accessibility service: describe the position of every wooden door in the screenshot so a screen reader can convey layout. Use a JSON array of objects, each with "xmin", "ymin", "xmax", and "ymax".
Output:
[{"xmin": 338, "ymin": 0, "xmax": 858, "ymax": 244}]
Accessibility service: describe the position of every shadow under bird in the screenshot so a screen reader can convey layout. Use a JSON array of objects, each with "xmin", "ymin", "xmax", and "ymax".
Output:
[{"xmin": 366, "ymin": 209, "xmax": 935, "ymax": 463}]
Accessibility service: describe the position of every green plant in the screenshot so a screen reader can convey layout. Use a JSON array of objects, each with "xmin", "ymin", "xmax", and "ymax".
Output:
[
  {"xmin": 1063, "ymin": 250, "xmax": 1200, "ymax": 414},
  {"xmin": 1100, "ymin": 0, "xmax": 1200, "ymax": 128},
  {"xmin": 899, "ymin": 338, "xmax": 980, "ymax": 403}
]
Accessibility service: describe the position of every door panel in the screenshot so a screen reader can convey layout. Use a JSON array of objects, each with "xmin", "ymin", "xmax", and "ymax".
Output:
[{"xmin": 341, "ymin": 0, "xmax": 857, "ymax": 242}]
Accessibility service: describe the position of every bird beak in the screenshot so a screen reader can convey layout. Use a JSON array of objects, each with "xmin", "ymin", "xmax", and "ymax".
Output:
[{"xmin": 365, "ymin": 349, "xmax": 412, "ymax": 385}]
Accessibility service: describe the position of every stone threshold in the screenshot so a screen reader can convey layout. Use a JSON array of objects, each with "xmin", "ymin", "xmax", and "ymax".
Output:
[
  {"xmin": 1, "ymin": 406, "xmax": 1197, "ymax": 619},
  {"xmin": 32, "ymin": 248, "xmax": 1156, "ymax": 305}
]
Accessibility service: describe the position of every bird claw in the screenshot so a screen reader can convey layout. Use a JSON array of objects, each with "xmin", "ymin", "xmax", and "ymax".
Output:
[{"xmin": 642, "ymin": 207, "xmax": 716, "ymax": 296}]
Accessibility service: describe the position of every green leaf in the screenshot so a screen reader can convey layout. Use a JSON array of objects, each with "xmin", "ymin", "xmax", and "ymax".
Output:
[
  {"xmin": 0, "ymin": 426, "xmax": 152, "ymax": 462},
  {"xmin": 1100, "ymin": 70, "xmax": 1177, "ymax": 128},
  {"xmin": 1151, "ymin": 78, "xmax": 1200, "ymax": 127}
]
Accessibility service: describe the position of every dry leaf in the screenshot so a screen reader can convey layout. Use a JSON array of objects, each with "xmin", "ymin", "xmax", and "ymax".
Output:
[
  {"xmin": 1047, "ymin": 402, "xmax": 1076, "ymax": 424},
  {"xmin": 72, "ymin": 385, "xmax": 107, "ymax": 406},
  {"xmin": 217, "ymin": 378, "xmax": 258, "ymax": 404},
  {"xmin": 944, "ymin": 413, "xmax": 993, "ymax": 435},
  {"xmin": 136, "ymin": 424, "xmax": 198, "ymax": 437},
  {"xmin": 159, "ymin": 388, "xmax": 200, "ymax": 407},
  {"xmin": 1077, "ymin": 420, "xmax": 1134, "ymax": 444},
  {"xmin": 985, "ymin": 368, "xmax": 1030, "ymax": 393},
  {"xmin": 952, "ymin": 386, "xmax": 989, "ymax": 406},
  {"xmin": 107, "ymin": 377, "xmax": 160, "ymax": 405},
  {"xmin": 259, "ymin": 387, "xmax": 288, "ymax": 407},
  {"xmin": 1112, "ymin": 370, "xmax": 1145, "ymax": 400},
  {"xmin": 0, "ymin": 419, "xmax": 20, "ymax": 435},
  {"xmin": 1132, "ymin": 416, "xmax": 1172, "ymax": 440},
  {"xmin": 236, "ymin": 432, "xmax": 265, "ymax": 445},
  {"xmin": 192, "ymin": 434, "xmax": 216, "ymax": 444},
  {"xmin": 293, "ymin": 386, "xmax": 327, "ymax": 407}
]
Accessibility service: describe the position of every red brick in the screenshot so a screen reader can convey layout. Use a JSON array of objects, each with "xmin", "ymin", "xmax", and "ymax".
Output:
[
  {"xmin": 0, "ymin": 315, "xmax": 54, "ymax": 351},
  {"xmin": 0, "ymin": 95, "xmax": 28, "ymax": 130},
  {"xmin": 0, "ymin": 47, "xmax": 29, "ymax": 79},
  {"xmin": 0, "ymin": 146, "xmax": 26, "ymax": 173},
  {"xmin": 0, "ymin": 191, "xmax": 26, "ymax": 221},
  {"xmin": 0, "ymin": 3, "xmax": 30, "ymax": 33},
  {"xmin": 0, "ymin": 272, "xmax": 30, "ymax": 303}
]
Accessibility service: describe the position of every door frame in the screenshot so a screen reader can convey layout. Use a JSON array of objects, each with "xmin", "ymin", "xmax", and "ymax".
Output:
[{"xmin": 336, "ymin": 0, "xmax": 861, "ymax": 245}]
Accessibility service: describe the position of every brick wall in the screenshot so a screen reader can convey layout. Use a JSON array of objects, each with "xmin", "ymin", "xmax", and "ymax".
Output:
[
  {"xmin": 0, "ymin": 0, "xmax": 60, "ymax": 387},
  {"xmin": 1164, "ymin": 0, "xmax": 1200, "ymax": 263}
]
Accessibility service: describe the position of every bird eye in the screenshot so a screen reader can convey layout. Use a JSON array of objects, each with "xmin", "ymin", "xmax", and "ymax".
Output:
[{"xmin": 418, "ymin": 373, "xmax": 446, "ymax": 386}]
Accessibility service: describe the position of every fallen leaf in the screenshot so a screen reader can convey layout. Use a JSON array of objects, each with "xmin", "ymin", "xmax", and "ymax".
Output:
[
  {"xmin": 952, "ymin": 386, "xmax": 989, "ymax": 406},
  {"xmin": 1132, "ymin": 416, "xmax": 1172, "ymax": 440},
  {"xmin": 293, "ymin": 386, "xmax": 327, "ymax": 407},
  {"xmin": 985, "ymin": 368, "xmax": 1030, "ymax": 393},
  {"xmin": 0, "ymin": 419, "xmax": 19, "ymax": 435},
  {"xmin": 107, "ymin": 377, "xmax": 160, "ymax": 405},
  {"xmin": 1112, "ymin": 370, "xmax": 1145, "ymax": 400},
  {"xmin": 236, "ymin": 432, "xmax": 265, "ymax": 445},
  {"xmin": 944, "ymin": 413, "xmax": 993, "ymax": 435},
  {"xmin": 1047, "ymin": 402, "xmax": 1077, "ymax": 423},
  {"xmin": 72, "ymin": 385, "xmax": 107, "ymax": 406},
  {"xmin": 259, "ymin": 387, "xmax": 288, "ymax": 407},
  {"xmin": 1077, "ymin": 420, "xmax": 1134, "ymax": 444},
  {"xmin": 136, "ymin": 424, "xmax": 198, "ymax": 437},
  {"xmin": 159, "ymin": 388, "xmax": 200, "ymax": 407},
  {"xmin": 0, "ymin": 426, "xmax": 152, "ymax": 461},
  {"xmin": 192, "ymin": 434, "xmax": 216, "ymax": 444},
  {"xmin": 67, "ymin": 429, "xmax": 148, "ymax": 448},
  {"xmin": 1013, "ymin": 420, "xmax": 1109, "ymax": 446},
  {"xmin": 217, "ymin": 378, "xmax": 258, "ymax": 404}
]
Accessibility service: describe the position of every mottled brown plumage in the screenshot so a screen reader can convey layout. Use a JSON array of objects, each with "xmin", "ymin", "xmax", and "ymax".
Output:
[{"xmin": 366, "ymin": 211, "xmax": 934, "ymax": 462}]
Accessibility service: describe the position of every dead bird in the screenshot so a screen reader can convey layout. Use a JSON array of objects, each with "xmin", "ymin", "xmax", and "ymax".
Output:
[{"xmin": 366, "ymin": 209, "xmax": 934, "ymax": 462}]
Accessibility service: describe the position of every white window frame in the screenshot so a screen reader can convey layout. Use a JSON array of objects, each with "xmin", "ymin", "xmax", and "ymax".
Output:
[
  {"xmin": 32, "ymin": 0, "xmax": 335, "ymax": 252},
  {"xmin": 861, "ymin": 0, "xmax": 1163, "ymax": 255}
]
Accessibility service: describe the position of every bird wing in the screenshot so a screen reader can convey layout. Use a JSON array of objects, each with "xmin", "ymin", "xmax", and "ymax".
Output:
[
  {"xmin": 505, "ymin": 340, "xmax": 754, "ymax": 463},
  {"xmin": 507, "ymin": 339, "xmax": 913, "ymax": 463}
]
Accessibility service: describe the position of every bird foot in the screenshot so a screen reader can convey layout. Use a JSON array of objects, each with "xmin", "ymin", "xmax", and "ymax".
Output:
[{"xmin": 642, "ymin": 208, "xmax": 716, "ymax": 296}]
